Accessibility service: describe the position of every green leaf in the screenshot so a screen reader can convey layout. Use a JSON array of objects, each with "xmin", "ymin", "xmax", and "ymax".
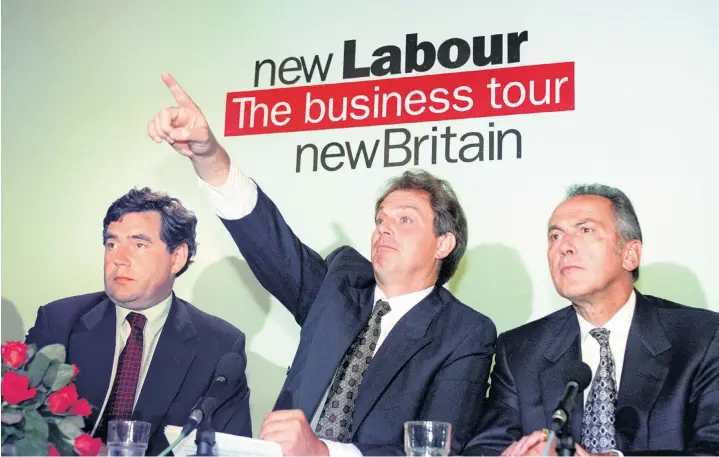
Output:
[
  {"xmin": 37, "ymin": 344, "xmax": 66, "ymax": 364},
  {"xmin": 23, "ymin": 408, "xmax": 49, "ymax": 439},
  {"xmin": 57, "ymin": 417, "xmax": 83, "ymax": 440},
  {"xmin": 19, "ymin": 395, "xmax": 44, "ymax": 410},
  {"xmin": 1, "ymin": 412, "xmax": 23, "ymax": 424},
  {"xmin": 41, "ymin": 414, "xmax": 64, "ymax": 424},
  {"xmin": 27, "ymin": 353, "xmax": 53, "ymax": 387},
  {"xmin": 64, "ymin": 414, "xmax": 85, "ymax": 429},
  {"xmin": 2, "ymin": 425, "xmax": 21, "ymax": 444},
  {"xmin": 49, "ymin": 424, "xmax": 78, "ymax": 456},
  {"xmin": 43, "ymin": 363, "xmax": 75, "ymax": 391},
  {"xmin": 14, "ymin": 431, "xmax": 48, "ymax": 457},
  {"xmin": 25, "ymin": 344, "xmax": 37, "ymax": 361},
  {"xmin": 12, "ymin": 368, "xmax": 29, "ymax": 378},
  {"xmin": 53, "ymin": 437, "xmax": 77, "ymax": 457}
]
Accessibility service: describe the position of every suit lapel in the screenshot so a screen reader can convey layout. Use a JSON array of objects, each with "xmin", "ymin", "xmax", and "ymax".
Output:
[
  {"xmin": 615, "ymin": 291, "xmax": 671, "ymax": 451},
  {"xmin": 351, "ymin": 287, "xmax": 441, "ymax": 436},
  {"xmin": 68, "ymin": 298, "xmax": 116, "ymax": 430},
  {"xmin": 296, "ymin": 285, "xmax": 375, "ymax": 419},
  {"xmin": 132, "ymin": 295, "xmax": 198, "ymax": 439},
  {"xmin": 539, "ymin": 307, "xmax": 584, "ymax": 441}
]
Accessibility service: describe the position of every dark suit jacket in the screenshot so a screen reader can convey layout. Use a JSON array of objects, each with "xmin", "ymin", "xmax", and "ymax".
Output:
[
  {"xmin": 219, "ymin": 186, "xmax": 497, "ymax": 455},
  {"xmin": 462, "ymin": 290, "xmax": 719, "ymax": 456},
  {"xmin": 25, "ymin": 292, "xmax": 252, "ymax": 456}
]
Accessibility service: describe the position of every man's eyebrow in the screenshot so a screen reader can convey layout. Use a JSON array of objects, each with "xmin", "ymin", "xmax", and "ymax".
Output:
[{"xmin": 129, "ymin": 234, "xmax": 153, "ymax": 243}]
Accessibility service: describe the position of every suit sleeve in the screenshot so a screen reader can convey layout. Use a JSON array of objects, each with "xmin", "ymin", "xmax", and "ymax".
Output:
[
  {"xmin": 462, "ymin": 335, "xmax": 522, "ymax": 456},
  {"xmin": 628, "ymin": 326, "xmax": 719, "ymax": 456},
  {"xmin": 219, "ymin": 185, "xmax": 328, "ymax": 327},
  {"xmin": 24, "ymin": 306, "xmax": 58, "ymax": 349},
  {"xmin": 210, "ymin": 334, "xmax": 252, "ymax": 438},
  {"xmin": 356, "ymin": 318, "xmax": 498, "ymax": 456},
  {"xmin": 684, "ymin": 326, "xmax": 719, "ymax": 455}
]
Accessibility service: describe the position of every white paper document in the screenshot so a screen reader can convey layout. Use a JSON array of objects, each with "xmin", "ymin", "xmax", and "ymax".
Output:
[{"xmin": 164, "ymin": 425, "xmax": 283, "ymax": 456}]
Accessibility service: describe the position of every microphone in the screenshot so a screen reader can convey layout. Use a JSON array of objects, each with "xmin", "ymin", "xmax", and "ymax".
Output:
[
  {"xmin": 182, "ymin": 352, "xmax": 245, "ymax": 436},
  {"xmin": 158, "ymin": 353, "xmax": 244, "ymax": 457},
  {"xmin": 550, "ymin": 361, "xmax": 592, "ymax": 433}
]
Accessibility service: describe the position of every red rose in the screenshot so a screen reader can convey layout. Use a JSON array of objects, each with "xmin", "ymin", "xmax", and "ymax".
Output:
[
  {"xmin": 1, "ymin": 341, "xmax": 28, "ymax": 368},
  {"xmin": 74, "ymin": 434, "xmax": 102, "ymax": 456},
  {"xmin": 72, "ymin": 364, "xmax": 80, "ymax": 376},
  {"xmin": 47, "ymin": 383, "xmax": 79, "ymax": 413},
  {"xmin": 1, "ymin": 371, "xmax": 37, "ymax": 404},
  {"xmin": 69, "ymin": 398, "xmax": 92, "ymax": 417},
  {"xmin": 48, "ymin": 444, "xmax": 60, "ymax": 456}
]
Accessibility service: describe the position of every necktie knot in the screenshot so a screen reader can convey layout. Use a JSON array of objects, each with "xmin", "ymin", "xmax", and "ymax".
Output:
[
  {"xmin": 126, "ymin": 312, "xmax": 147, "ymax": 331},
  {"xmin": 589, "ymin": 327, "xmax": 610, "ymax": 346},
  {"xmin": 374, "ymin": 300, "xmax": 391, "ymax": 317}
]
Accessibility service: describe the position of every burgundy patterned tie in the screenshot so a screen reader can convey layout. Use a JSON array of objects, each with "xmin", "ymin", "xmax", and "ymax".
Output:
[{"xmin": 96, "ymin": 312, "xmax": 146, "ymax": 439}]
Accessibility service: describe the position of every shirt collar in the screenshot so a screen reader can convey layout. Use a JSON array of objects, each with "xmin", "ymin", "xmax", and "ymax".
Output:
[
  {"xmin": 577, "ymin": 289, "xmax": 636, "ymax": 342},
  {"xmin": 373, "ymin": 284, "xmax": 435, "ymax": 313},
  {"xmin": 114, "ymin": 293, "xmax": 173, "ymax": 336}
]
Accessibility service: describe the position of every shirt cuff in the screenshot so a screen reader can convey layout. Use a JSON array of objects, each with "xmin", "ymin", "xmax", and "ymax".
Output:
[
  {"xmin": 197, "ymin": 161, "xmax": 258, "ymax": 220},
  {"xmin": 321, "ymin": 439, "xmax": 363, "ymax": 457}
]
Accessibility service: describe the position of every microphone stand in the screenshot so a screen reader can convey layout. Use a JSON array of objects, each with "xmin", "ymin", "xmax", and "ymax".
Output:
[
  {"xmin": 554, "ymin": 419, "xmax": 575, "ymax": 456},
  {"xmin": 194, "ymin": 418, "xmax": 216, "ymax": 456}
]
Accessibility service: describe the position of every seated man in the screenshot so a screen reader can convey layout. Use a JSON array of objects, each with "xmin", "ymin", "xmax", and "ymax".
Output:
[
  {"xmin": 463, "ymin": 184, "xmax": 719, "ymax": 456},
  {"xmin": 25, "ymin": 187, "xmax": 252, "ymax": 456},
  {"xmin": 146, "ymin": 72, "xmax": 498, "ymax": 456}
]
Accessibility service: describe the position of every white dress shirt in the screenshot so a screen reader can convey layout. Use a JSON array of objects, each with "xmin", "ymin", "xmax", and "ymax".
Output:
[
  {"xmin": 198, "ymin": 162, "xmax": 434, "ymax": 456},
  {"xmin": 91, "ymin": 294, "xmax": 172, "ymax": 435},
  {"xmin": 576, "ymin": 290, "xmax": 636, "ymax": 403}
]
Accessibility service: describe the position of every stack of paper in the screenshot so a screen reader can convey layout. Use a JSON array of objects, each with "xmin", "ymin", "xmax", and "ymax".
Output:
[{"xmin": 164, "ymin": 425, "xmax": 283, "ymax": 456}]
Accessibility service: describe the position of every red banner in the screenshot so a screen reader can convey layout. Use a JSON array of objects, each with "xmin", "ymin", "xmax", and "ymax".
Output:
[{"xmin": 224, "ymin": 62, "xmax": 574, "ymax": 137}]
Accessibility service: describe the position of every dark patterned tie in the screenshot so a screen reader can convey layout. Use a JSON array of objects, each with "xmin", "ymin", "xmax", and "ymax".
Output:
[
  {"xmin": 95, "ymin": 312, "xmax": 147, "ymax": 440},
  {"xmin": 314, "ymin": 300, "xmax": 391, "ymax": 442},
  {"xmin": 581, "ymin": 328, "xmax": 617, "ymax": 454}
]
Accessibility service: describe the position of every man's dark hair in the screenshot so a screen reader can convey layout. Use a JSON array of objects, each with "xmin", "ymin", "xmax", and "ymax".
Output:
[
  {"xmin": 103, "ymin": 187, "xmax": 197, "ymax": 277},
  {"xmin": 376, "ymin": 170, "xmax": 468, "ymax": 285}
]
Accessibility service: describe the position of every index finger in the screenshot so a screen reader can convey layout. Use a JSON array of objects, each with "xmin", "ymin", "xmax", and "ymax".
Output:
[
  {"xmin": 161, "ymin": 72, "xmax": 199, "ymax": 109},
  {"xmin": 263, "ymin": 409, "xmax": 306, "ymax": 424},
  {"xmin": 515, "ymin": 431, "xmax": 547, "ymax": 455}
]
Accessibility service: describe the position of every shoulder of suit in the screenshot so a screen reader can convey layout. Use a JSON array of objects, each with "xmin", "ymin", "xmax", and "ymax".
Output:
[
  {"xmin": 498, "ymin": 306, "xmax": 573, "ymax": 346},
  {"xmin": 642, "ymin": 293, "xmax": 718, "ymax": 316},
  {"xmin": 435, "ymin": 286, "xmax": 496, "ymax": 325},
  {"xmin": 40, "ymin": 291, "xmax": 109, "ymax": 313},
  {"xmin": 175, "ymin": 296, "xmax": 246, "ymax": 339},
  {"xmin": 325, "ymin": 245, "xmax": 370, "ymax": 267},
  {"xmin": 324, "ymin": 245, "xmax": 374, "ymax": 286},
  {"xmin": 640, "ymin": 292, "xmax": 719, "ymax": 333}
]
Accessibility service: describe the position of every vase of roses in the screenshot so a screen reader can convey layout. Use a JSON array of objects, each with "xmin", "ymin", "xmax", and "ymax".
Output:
[{"xmin": 1, "ymin": 341, "xmax": 103, "ymax": 456}]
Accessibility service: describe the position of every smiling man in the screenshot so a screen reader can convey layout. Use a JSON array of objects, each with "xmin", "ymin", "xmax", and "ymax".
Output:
[
  {"xmin": 462, "ymin": 184, "xmax": 719, "ymax": 456},
  {"xmin": 145, "ymin": 72, "xmax": 497, "ymax": 456},
  {"xmin": 25, "ymin": 187, "xmax": 252, "ymax": 455}
]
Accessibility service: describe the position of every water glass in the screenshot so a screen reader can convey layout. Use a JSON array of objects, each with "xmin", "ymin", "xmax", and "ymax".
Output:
[
  {"xmin": 404, "ymin": 421, "xmax": 452, "ymax": 456},
  {"xmin": 107, "ymin": 420, "xmax": 151, "ymax": 456}
]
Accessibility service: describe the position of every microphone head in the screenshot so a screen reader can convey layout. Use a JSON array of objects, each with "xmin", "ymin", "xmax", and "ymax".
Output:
[
  {"xmin": 215, "ymin": 352, "xmax": 244, "ymax": 383},
  {"xmin": 568, "ymin": 361, "xmax": 593, "ymax": 391}
]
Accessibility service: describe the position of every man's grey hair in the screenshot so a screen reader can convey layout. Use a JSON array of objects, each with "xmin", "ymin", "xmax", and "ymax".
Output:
[{"xmin": 565, "ymin": 184, "xmax": 643, "ymax": 282}]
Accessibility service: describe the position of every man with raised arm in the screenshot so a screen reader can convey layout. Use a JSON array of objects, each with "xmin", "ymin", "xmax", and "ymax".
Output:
[{"xmin": 147, "ymin": 72, "xmax": 497, "ymax": 456}]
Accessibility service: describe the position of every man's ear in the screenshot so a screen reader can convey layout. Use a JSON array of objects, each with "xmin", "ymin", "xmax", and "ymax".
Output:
[
  {"xmin": 171, "ymin": 243, "xmax": 189, "ymax": 275},
  {"xmin": 435, "ymin": 232, "xmax": 457, "ymax": 260}
]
